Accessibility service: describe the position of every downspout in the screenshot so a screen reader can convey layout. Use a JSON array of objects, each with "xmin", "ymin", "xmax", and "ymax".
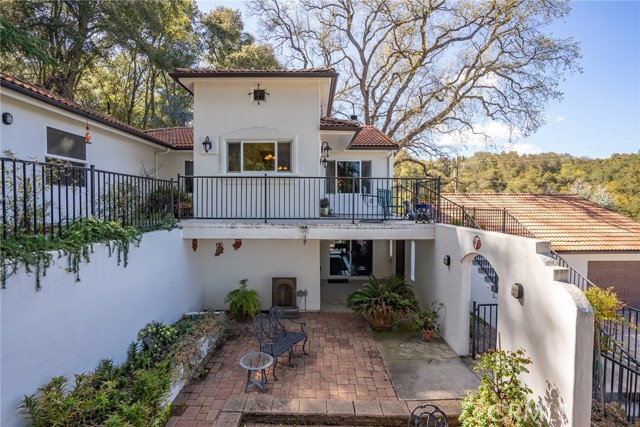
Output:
[
  {"xmin": 387, "ymin": 150, "xmax": 395, "ymax": 178},
  {"xmin": 154, "ymin": 148, "xmax": 171, "ymax": 178}
]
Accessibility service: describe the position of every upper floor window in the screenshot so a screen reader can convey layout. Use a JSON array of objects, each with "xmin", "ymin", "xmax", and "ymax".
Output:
[
  {"xmin": 228, "ymin": 141, "xmax": 291, "ymax": 173},
  {"xmin": 325, "ymin": 160, "xmax": 371, "ymax": 193}
]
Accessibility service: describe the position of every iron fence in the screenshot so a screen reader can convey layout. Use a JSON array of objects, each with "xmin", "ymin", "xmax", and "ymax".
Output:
[
  {"xmin": 1, "ymin": 157, "xmax": 178, "ymax": 238},
  {"xmin": 471, "ymin": 302, "xmax": 498, "ymax": 358},
  {"xmin": 177, "ymin": 175, "xmax": 440, "ymax": 223},
  {"xmin": 594, "ymin": 325, "xmax": 640, "ymax": 423}
]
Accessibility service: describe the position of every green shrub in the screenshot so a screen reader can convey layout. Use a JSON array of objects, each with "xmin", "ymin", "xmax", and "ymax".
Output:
[
  {"xmin": 347, "ymin": 275, "xmax": 418, "ymax": 329},
  {"xmin": 224, "ymin": 278, "xmax": 262, "ymax": 320},
  {"xmin": 20, "ymin": 359, "xmax": 171, "ymax": 427},
  {"xmin": 459, "ymin": 348, "xmax": 546, "ymax": 426},
  {"xmin": 20, "ymin": 312, "xmax": 229, "ymax": 426}
]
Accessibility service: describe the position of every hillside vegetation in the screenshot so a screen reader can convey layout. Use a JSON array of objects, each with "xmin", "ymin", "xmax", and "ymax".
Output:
[{"xmin": 395, "ymin": 152, "xmax": 640, "ymax": 221}]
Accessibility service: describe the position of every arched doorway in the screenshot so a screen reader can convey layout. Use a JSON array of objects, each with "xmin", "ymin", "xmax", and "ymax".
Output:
[{"xmin": 469, "ymin": 254, "xmax": 499, "ymax": 358}]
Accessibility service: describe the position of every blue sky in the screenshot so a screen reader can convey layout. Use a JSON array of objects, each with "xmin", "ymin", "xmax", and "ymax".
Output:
[{"xmin": 198, "ymin": 1, "xmax": 639, "ymax": 159}]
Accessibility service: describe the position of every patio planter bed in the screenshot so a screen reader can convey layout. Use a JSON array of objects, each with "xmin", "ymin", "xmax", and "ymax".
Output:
[{"xmin": 167, "ymin": 311, "xmax": 229, "ymax": 404}]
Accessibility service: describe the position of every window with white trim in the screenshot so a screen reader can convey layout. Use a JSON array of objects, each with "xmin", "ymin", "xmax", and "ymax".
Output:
[
  {"xmin": 227, "ymin": 140, "xmax": 291, "ymax": 173},
  {"xmin": 46, "ymin": 127, "xmax": 87, "ymax": 186},
  {"xmin": 325, "ymin": 160, "xmax": 372, "ymax": 194}
]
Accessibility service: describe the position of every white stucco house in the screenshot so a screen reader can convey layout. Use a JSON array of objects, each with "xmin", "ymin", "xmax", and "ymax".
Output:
[{"xmin": 0, "ymin": 70, "xmax": 593, "ymax": 426}]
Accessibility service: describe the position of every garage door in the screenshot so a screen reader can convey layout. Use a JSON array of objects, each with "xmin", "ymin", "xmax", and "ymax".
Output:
[{"xmin": 588, "ymin": 261, "xmax": 640, "ymax": 308}]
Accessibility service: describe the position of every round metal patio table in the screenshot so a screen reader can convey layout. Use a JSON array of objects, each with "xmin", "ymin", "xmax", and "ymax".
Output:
[{"xmin": 240, "ymin": 352, "xmax": 273, "ymax": 393}]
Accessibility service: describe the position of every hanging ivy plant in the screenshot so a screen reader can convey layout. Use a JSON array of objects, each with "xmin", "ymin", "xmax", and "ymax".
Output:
[{"xmin": 1, "ymin": 217, "xmax": 141, "ymax": 290}]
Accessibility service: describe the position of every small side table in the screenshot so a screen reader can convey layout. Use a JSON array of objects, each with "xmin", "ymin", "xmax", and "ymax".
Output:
[{"xmin": 240, "ymin": 352, "xmax": 273, "ymax": 393}]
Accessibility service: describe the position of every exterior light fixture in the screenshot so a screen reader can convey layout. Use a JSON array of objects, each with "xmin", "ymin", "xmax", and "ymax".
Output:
[
  {"xmin": 249, "ymin": 84, "xmax": 270, "ymax": 105},
  {"xmin": 443, "ymin": 255, "xmax": 450, "ymax": 266},
  {"xmin": 202, "ymin": 136, "xmax": 212, "ymax": 153},
  {"xmin": 2, "ymin": 112, "xmax": 13, "ymax": 125},
  {"xmin": 511, "ymin": 283, "xmax": 524, "ymax": 300},
  {"xmin": 320, "ymin": 156, "xmax": 328, "ymax": 168},
  {"xmin": 321, "ymin": 141, "xmax": 332, "ymax": 158}
]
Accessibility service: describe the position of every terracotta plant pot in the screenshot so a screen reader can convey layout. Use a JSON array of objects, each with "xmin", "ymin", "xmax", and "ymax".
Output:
[
  {"xmin": 367, "ymin": 312, "xmax": 395, "ymax": 331},
  {"xmin": 420, "ymin": 329, "xmax": 434, "ymax": 342}
]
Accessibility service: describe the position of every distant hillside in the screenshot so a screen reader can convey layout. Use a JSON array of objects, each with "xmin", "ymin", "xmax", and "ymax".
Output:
[{"xmin": 395, "ymin": 152, "xmax": 640, "ymax": 221}]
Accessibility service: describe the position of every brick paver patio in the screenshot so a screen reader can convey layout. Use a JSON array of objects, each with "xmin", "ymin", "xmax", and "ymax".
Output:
[{"xmin": 166, "ymin": 313, "xmax": 399, "ymax": 426}]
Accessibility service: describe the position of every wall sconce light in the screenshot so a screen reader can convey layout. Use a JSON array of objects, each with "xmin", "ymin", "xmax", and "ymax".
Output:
[
  {"xmin": 511, "ymin": 283, "xmax": 524, "ymax": 300},
  {"xmin": 443, "ymin": 255, "xmax": 450, "ymax": 266},
  {"xmin": 320, "ymin": 141, "xmax": 332, "ymax": 168},
  {"xmin": 202, "ymin": 136, "xmax": 212, "ymax": 153},
  {"xmin": 321, "ymin": 141, "xmax": 332, "ymax": 158},
  {"xmin": 2, "ymin": 112, "xmax": 13, "ymax": 125}
]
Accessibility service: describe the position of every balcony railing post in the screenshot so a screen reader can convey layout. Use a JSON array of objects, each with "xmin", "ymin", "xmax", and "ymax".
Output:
[
  {"xmin": 502, "ymin": 208, "xmax": 506, "ymax": 233},
  {"xmin": 462, "ymin": 206, "xmax": 466, "ymax": 227},
  {"xmin": 176, "ymin": 174, "xmax": 181, "ymax": 221},
  {"xmin": 264, "ymin": 174, "xmax": 268, "ymax": 224},
  {"xmin": 170, "ymin": 178, "xmax": 174, "ymax": 220},
  {"xmin": 352, "ymin": 176, "xmax": 356, "ymax": 224},
  {"xmin": 89, "ymin": 164, "xmax": 96, "ymax": 217},
  {"xmin": 436, "ymin": 177, "xmax": 441, "ymax": 223}
]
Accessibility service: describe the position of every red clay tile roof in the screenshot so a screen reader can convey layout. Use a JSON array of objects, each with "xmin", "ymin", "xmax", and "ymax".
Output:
[
  {"xmin": 443, "ymin": 193, "xmax": 640, "ymax": 252},
  {"xmin": 143, "ymin": 127, "xmax": 193, "ymax": 149},
  {"xmin": 171, "ymin": 67, "xmax": 336, "ymax": 76},
  {"xmin": 350, "ymin": 125, "xmax": 398, "ymax": 149},
  {"xmin": 0, "ymin": 72, "xmax": 176, "ymax": 149},
  {"xmin": 320, "ymin": 116, "xmax": 360, "ymax": 130}
]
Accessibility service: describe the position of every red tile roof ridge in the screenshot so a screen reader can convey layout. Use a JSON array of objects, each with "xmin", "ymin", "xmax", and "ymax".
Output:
[{"xmin": 173, "ymin": 67, "xmax": 336, "ymax": 74}]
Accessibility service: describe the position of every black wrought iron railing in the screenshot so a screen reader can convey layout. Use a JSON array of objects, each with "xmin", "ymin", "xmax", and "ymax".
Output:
[
  {"xmin": 1, "ymin": 157, "xmax": 178, "ymax": 238},
  {"xmin": 474, "ymin": 254, "xmax": 499, "ymax": 292},
  {"xmin": 177, "ymin": 175, "xmax": 440, "ymax": 223},
  {"xmin": 595, "ymin": 324, "xmax": 640, "ymax": 423},
  {"xmin": 471, "ymin": 301, "xmax": 498, "ymax": 358}
]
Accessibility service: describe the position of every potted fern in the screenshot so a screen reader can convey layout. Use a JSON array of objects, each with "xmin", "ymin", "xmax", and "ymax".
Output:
[{"xmin": 224, "ymin": 278, "xmax": 261, "ymax": 321}]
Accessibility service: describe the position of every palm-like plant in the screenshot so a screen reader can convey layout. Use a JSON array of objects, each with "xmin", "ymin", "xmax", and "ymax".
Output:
[{"xmin": 347, "ymin": 275, "xmax": 418, "ymax": 329}]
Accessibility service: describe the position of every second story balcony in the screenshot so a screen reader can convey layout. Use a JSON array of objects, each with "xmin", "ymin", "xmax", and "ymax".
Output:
[{"xmin": 177, "ymin": 176, "xmax": 441, "ymax": 224}]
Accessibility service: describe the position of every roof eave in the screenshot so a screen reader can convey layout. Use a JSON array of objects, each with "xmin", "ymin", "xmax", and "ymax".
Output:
[{"xmin": 2, "ymin": 80, "xmax": 175, "ymax": 150}]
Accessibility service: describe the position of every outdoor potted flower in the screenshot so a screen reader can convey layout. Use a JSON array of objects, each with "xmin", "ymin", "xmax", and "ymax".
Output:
[
  {"xmin": 347, "ymin": 275, "xmax": 418, "ymax": 330},
  {"xmin": 224, "ymin": 278, "xmax": 261, "ymax": 321},
  {"xmin": 320, "ymin": 197, "xmax": 330, "ymax": 216},
  {"xmin": 412, "ymin": 302, "xmax": 444, "ymax": 342}
]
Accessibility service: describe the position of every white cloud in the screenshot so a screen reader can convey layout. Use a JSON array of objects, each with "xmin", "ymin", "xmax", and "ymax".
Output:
[
  {"xmin": 434, "ymin": 121, "xmax": 522, "ymax": 152},
  {"xmin": 505, "ymin": 143, "xmax": 543, "ymax": 155},
  {"xmin": 553, "ymin": 115, "xmax": 565, "ymax": 122}
]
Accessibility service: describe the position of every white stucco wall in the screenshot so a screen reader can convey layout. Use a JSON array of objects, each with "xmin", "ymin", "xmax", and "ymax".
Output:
[
  {"xmin": 0, "ymin": 230, "xmax": 202, "ymax": 427},
  {"xmin": 192, "ymin": 239, "xmax": 321, "ymax": 311},
  {"xmin": 0, "ymin": 89, "xmax": 179, "ymax": 177},
  {"xmin": 469, "ymin": 262, "xmax": 498, "ymax": 306},
  {"xmin": 416, "ymin": 225, "xmax": 593, "ymax": 426},
  {"xmin": 560, "ymin": 252, "xmax": 640, "ymax": 279},
  {"xmin": 192, "ymin": 79, "xmax": 321, "ymax": 177},
  {"xmin": 156, "ymin": 151, "xmax": 193, "ymax": 181}
]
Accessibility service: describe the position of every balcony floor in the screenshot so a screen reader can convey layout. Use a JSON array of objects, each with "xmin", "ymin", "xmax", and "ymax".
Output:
[{"xmin": 179, "ymin": 219, "xmax": 436, "ymax": 240}]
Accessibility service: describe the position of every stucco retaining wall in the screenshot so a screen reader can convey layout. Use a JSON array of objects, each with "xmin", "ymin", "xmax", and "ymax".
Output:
[{"xmin": 0, "ymin": 230, "xmax": 201, "ymax": 427}]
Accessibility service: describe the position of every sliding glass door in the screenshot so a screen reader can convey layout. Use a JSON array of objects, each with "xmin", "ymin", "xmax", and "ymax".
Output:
[{"xmin": 329, "ymin": 240, "xmax": 373, "ymax": 277}]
